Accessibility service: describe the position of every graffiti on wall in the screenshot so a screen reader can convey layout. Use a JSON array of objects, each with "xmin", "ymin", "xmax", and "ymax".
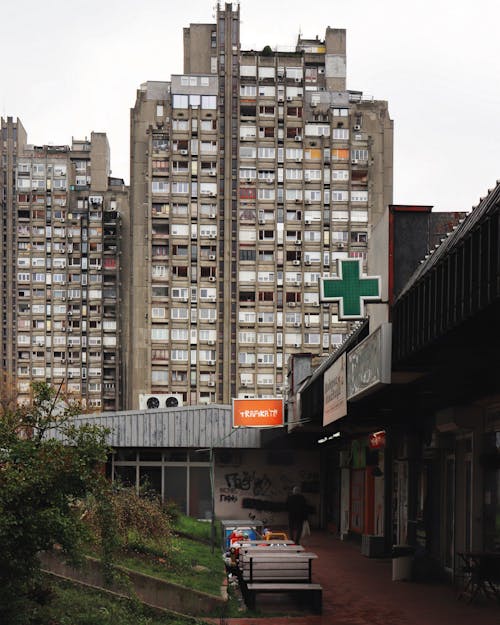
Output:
[{"xmin": 217, "ymin": 467, "xmax": 319, "ymax": 524}]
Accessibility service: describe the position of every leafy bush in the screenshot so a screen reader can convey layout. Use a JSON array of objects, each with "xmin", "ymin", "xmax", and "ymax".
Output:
[{"xmin": 0, "ymin": 382, "xmax": 110, "ymax": 624}]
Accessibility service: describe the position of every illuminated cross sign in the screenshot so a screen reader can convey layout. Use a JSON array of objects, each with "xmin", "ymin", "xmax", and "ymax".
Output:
[{"xmin": 320, "ymin": 259, "xmax": 381, "ymax": 320}]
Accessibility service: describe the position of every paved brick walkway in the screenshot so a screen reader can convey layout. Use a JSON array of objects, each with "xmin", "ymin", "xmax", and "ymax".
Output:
[{"xmin": 213, "ymin": 531, "xmax": 499, "ymax": 625}]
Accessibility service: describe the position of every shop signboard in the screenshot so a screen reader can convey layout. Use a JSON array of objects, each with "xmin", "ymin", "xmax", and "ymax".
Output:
[
  {"xmin": 232, "ymin": 398, "xmax": 284, "ymax": 428},
  {"xmin": 347, "ymin": 323, "xmax": 392, "ymax": 401},
  {"xmin": 323, "ymin": 352, "xmax": 347, "ymax": 425}
]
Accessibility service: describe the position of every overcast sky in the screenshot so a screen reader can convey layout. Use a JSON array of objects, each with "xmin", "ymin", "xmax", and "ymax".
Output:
[{"xmin": 2, "ymin": 0, "xmax": 499, "ymax": 213}]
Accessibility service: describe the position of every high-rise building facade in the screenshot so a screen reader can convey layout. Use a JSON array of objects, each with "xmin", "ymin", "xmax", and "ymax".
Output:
[
  {"xmin": 1, "ymin": 117, "xmax": 127, "ymax": 410},
  {"xmin": 126, "ymin": 3, "xmax": 393, "ymax": 409}
]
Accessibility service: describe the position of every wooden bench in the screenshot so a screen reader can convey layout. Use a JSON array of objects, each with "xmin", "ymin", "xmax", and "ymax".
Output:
[
  {"xmin": 245, "ymin": 582, "xmax": 322, "ymax": 614},
  {"xmin": 239, "ymin": 545, "xmax": 304, "ymax": 558},
  {"xmin": 240, "ymin": 551, "xmax": 318, "ymax": 583},
  {"xmin": 238, "ymin": 540, "xmax": 296, "ymax": 547}
]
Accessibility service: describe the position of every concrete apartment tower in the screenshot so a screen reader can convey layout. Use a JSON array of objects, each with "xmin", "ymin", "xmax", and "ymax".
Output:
[
  {"xmin": 126, "ymin": 2, "xmax": 393, "ymax": 410},
  {"xmin": 0, "ymin": 117, "xmax": 127, "ymax": 410}
]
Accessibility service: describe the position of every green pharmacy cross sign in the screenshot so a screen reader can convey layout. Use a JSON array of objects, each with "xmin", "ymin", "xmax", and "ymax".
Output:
[{"xmin": 320, "ymin": 259, "xmax": 381, "ymax": 320}]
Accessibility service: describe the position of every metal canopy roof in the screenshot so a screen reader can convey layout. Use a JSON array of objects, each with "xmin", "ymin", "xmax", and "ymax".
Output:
[{"xmin": 47, "ymin": 405, "xmax": 262, "ymax": 449}]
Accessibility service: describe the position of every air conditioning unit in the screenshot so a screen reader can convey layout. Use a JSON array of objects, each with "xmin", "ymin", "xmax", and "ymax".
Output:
[
  {"xmin": 304, "ymin": 260, "xmax": 311, "ymax": 266},
  {"xmin": 208, "ymin": 171, "xmax": 217, "ymax": 177},
  {"xmin": 208, "ymin": 319, "xmax": 216, "ymax": 324},
  {"xmin": 292, "ymin": 260, "xmax": 301, "ymax": 266},
  {"xmin": 312, "ymin": 302, "xmax": 320, "ymax": 307},
  {"xmin": 208, "ymin": 254, "xmax": 216, "ymax": 260},
  {"xmin": 294, "ymin": 77, "xmax": 301, "ymax": 83},
  {"xmin": 305, "ymin": 322, "xmax": 310, "ymax": 328},
  {"xmin": 351, "ymin": 159, "xmax": 358, "ymax": 165},
  {"xmin": 354, "ymin": 124, "xmax": 361, "ymax": 131},
  {"xmin": 293, "ymin": 322, "xmax": 301, "ymax": 328},
  {"xmin": 294, "ymin": 281, "xmax": 301, "ymax": 286},
  {"xmin": 208, "ymin": 360, "xmax": 216, "ymax": 365},
  {"xmin": 286, "ymin": 96, "xmax": 292, "ymax": 102},
  {"xmin": 207, "ymin": 340, "xmax": 215, "ymax": 346},
  {"xmin": 288, "ymin": 302, "xmax": 297, "ymax": 308},
  {"xmin": 259, "ymin": 219, "xmax": 266, "ymax": 224},
  {"xmin": 294, "ymin": 343, "xmax": 301, "ymax": 348},
  {"xmin": 337, "ymin": 242, "xmax": 345, "ymax": 249},
  {"xmin": 294, "ymin": 135, "xmax": 302, "ymax": 142},
  {"xmin": 138, "ymin": 393, "xmax": 183, "ymax": 410},
  {"xmin": 208, "ymin": 381, "xmax": 216, "ymax": 387},
  {"xmin": 310, "ymin": 102, "xmax": 317, "ymax": 108},
  {"xmin": 294, "ymin": 239, "xmax": 302, "ymax": 245},
  {"xmin": 209, "ymin": 213, "xmax": 216, "ymax": 219},
  {"xmin": 179, "ymin": 149, "xmax": 188, "ymax": 155},
  {"xmin": 209, "ymin": 276, "xmax": 216, "ymax": 282},
  {"xmin": 209, "ymin": 233, "xmax": 217, "ymax": 239}
]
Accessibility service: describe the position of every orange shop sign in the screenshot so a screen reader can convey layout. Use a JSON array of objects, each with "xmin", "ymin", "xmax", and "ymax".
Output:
[{"xmin": 232, "ymin": 398, "xmax": 284, "ymax": 428}]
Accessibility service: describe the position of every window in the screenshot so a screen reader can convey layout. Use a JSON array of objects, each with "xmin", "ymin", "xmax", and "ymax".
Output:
[
  {"xmin": 333, "ymin": 128, "xmax": 349, "ymax": 140},
  {"xmin": 351, "ymin": 148, "xmax": 369, "ymax": 161},
  {"xmin": 304, "ymin": 333, "xmax": 321, "ymax": 345},
  {"xmin": 258, "ymin": 291, "xmax": 274, "ymax": 302},
  {"xmin": 257, "ymin": 333, "xmax": 275, "ymax": 344},
  {"xmin": 240, "ymin": 146, "xmax": 257, "ymax": 159},
  {"xmin": 152, "ymin": 179, "xmax": 169, "ymax": 194},
  {"xmin": 351, "ymin": 231, "xmax": 368, "ymax": 243},
  {"xmin": 332, "ymin": 210, "xmax": 349, "ymax": 221},
  {"xmin": 201, "ymin": 95, "xmax": 217, "ymax": 109},
  {"xmin": 305, "ymin": 124, "xmax": 330, "ymax": 137},
  {"xmin": 332, "ymin": 169, "xmax": 349, "ymax": 181},
  {"xmin": 172, "ymin": 181, "xmax": 189, "ymax": 194},
  {"xmin": 332, "ymin": 149, "xmax": 349, "ymax": 161},
  {"xmin": 171, "ymin": 308, "xmax": 189, "ymax": 320},
  {"xmin": 240, "ymin": 85, "xmax": 257, "ymax": 97},
  {"xmin": 332, "ymin": 190, "xmax": 349, "ymax": 202},
  {"xmin": 239, "ymin": 332, "xmax": 256, "ymax": 344},
  {"xmin": 171, "ymin": 349, "xmax": 188, "ymax": 361},
  {"xmin": 332, "ymin": 108, "xmax": 349, "ymax": 117},
  {"xmin": 172, "ymin": 94, "xmax": 189, "ymax": 108},
  {"xmin": 239, "ymin": 352, "xmax": 256, "ymax": 365},
  {"xmin": 239, "ymin": 248, "xmax": 256, "ymax": 261},
  {"xmin": 286, "ymin": 168, "xmax": 302, "ymax": 181},
  {"xmin": 239, "ymin": 311, "xmax": 256, "ymax": 323},
  {"xmin": 351, "ymin": 210, "xmax": 368, "ymax": 222},
  {"xmin": 152, "ymin": 370, "xmax": 169, "ymax": 384},
  {"xmin": 151, "ymin": 327, "xmax": 168, "ymax": 341},
  {"xmin": 351, "ymin": 190, "xmax": 368, "ymax": 202},
  {"xmin": 257, "ymin": 373, "xmax": 274, "ymax": 385},
  {"xmin": 257, "ymin": 147, "xmax": 275, "ymax": 159},
  {"xmin": 152, "ymin": 307, "xmax": 166, "ymax": 319}
]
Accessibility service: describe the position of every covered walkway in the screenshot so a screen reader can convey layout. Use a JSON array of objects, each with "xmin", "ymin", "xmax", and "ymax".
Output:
[{"xmin": 221, "ymin": 531, "xmax": 499, "ymax": 625}]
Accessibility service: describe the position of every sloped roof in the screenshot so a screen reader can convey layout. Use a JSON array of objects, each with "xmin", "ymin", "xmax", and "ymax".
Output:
[
  {"xmin": 396, "ymin": 181, "xmax": 500, "ymax": 300},
  {"xmin": 46, "ymin": 404, "xmax": 261, "ymax": 449}
]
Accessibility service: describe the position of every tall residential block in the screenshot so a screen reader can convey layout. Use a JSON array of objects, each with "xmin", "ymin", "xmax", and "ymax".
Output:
[
  {"xmin": 1, "ymin": 117, "xmax": 128, "ymax": 410},
  {"xmin": 126, "ymin": 3, "xmax": 393, "ymax": 409}
]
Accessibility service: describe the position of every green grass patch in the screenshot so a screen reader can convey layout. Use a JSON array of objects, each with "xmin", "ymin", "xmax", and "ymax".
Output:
[
  {"xmin": 117, "ymin": 533, "xmax": 225, "ymax": 596},
  {"xmin": 35, "ymin": 576, "xmax": 211, "ymax": 625},
  {"xmin": 174, "ymin": 515, "xmax": 219, "ymax": 544}
]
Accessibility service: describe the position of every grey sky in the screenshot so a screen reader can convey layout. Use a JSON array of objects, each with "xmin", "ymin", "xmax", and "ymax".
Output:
[{"xmin": 2, "ymin": 0, "xmax": 499, "ymax": 212}]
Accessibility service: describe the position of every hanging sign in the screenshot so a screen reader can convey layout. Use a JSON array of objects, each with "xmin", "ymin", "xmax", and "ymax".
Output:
[{"xmin": 369, "ymin": 430, "xmax": 386, "ymax": 449}]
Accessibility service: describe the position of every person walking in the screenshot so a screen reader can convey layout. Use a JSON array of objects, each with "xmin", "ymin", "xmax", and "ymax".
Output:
[{"xmin": 286, "ymin": 485, "xmax": 308, "ymax": 544}]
